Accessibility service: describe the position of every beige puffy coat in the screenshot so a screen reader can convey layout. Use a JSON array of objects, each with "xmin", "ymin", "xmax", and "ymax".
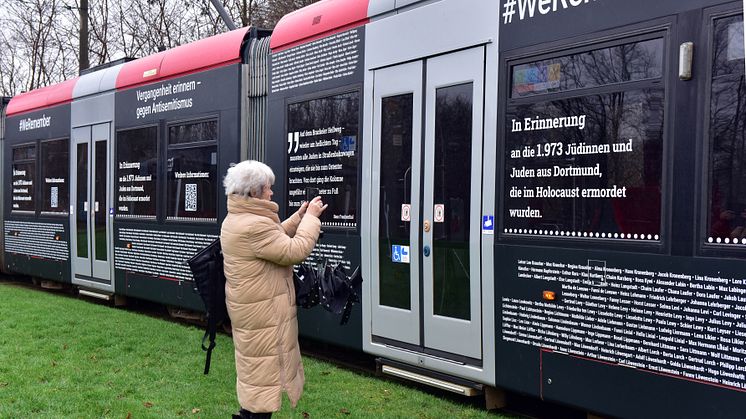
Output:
[{"xmin": 220, "ymin": 195, "xmax": 320, "ymax": 412}]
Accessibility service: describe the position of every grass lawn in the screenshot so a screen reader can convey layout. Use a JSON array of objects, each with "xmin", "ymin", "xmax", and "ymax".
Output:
[{"xmin": 0, "ymin": 281, "xmax": 513, "ymax": 418}]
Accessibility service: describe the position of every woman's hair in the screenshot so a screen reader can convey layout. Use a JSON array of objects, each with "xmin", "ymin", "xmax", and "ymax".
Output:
[{"xmin": 223, "ymin": 160, "xmax": 275, "ymax": 197}]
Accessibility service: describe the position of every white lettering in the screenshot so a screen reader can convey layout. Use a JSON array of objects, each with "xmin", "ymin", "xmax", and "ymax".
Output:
[
  {"xmin": 538, "ymin": 0, "xmax": 552, "ymax": 14},
  {"xmin": 18, "ymin": 115, "xmax": 52, "ymax": 132},
  {"xmin": 504, "ymin": 0, "xmax": 594, "ymax": 25}
]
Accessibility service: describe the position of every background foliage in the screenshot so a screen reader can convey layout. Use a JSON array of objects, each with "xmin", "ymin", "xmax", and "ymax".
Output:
[{"xmin": 0, "ymin": 0, "xmax": 318, "ymax": 96}]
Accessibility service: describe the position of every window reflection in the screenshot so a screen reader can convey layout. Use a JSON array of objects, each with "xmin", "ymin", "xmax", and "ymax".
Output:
[
  {"xmin": 40, "ymin": 139, "xmax": 69, "ymax": 214},
  {"xmin": 116, "ymin": 127, "xmax": 158, "ymax": 218},
  {"xmin": 77, "ymin": 143, "xmax": 88, "ymax": 258},
  {"xmin": 167, "ymin": 145, "xmax": 218, "ymax": 221},
  {"xmin": 707, "ymin": 15, "xmax": 746, "ymax": 244},
  {"xmin": 168, "ymin": 120, "xmax": 218, "ymax": 145},
  {"xmin": 433, "ymin": 83, "xmax": 473, "ymax": 320},
  {"xmin": 94, "ymin": 141, "xmax": 107, "ymax": 261},
  {"xmin": 11, "ymin": 144, "xmax": 36, "ymax": 212},
  {"xmin": 286, "ymin": 92, "xmax": 359, "ymax": 228},
  {"xmin": 506, "ymin": 36, "xmax": 666, "ymax": 240},
  {"xmin": 512, "ymin": 38, "xmax": 664, "ymax": 97},
  {"xmin": 506, "ymin": 90, "xmax": 664, "ymax": 237},
  {"xmin": 379, "ymin": 94, "xmax": 413, "ymax": 310}
]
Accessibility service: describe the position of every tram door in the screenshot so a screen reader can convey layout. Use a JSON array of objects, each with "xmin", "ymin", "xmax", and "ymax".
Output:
[
  {"xmin": 71, "ymin": 124, "xmax": 112, "ymax": 289},
  {"xmin": 371, "ymin": 47, "xmax": 484, "ymax": 360}
]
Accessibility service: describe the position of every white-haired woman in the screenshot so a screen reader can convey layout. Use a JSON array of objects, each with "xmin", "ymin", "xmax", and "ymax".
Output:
[{"xmin": 220, "ymin": 160, "xmax": 326, "ymax": 419}]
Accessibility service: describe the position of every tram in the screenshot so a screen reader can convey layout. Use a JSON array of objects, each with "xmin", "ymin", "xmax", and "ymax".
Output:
[
  {"xmin": 4, "ymin": 28, "xmax": 271, "ymax": 308},
  {"xmin": 4, "ymin": 0, "xmax": 746, "ymax": 417}
]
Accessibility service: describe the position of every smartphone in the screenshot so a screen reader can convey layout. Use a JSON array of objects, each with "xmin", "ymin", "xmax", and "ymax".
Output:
[{"xmin": 305, "ymin": 187, "xmax": 320, "ymax": 201}]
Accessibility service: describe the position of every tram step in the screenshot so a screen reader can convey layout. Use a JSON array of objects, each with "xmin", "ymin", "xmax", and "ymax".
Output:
[
  {"xmin": 376, "ymin": 358, "xmax": 483, "ymax": 397},
  {"xmin": 78, "ymin": 289, "xmax": 112, "ymax": 301}
]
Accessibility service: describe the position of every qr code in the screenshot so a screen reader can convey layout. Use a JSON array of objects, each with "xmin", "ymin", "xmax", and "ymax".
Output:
[
  {"xmin": 50, "ymin": 187, "xmax": 59, "ymax": 208},
  {"xmin": 185, "ymin": 184, "xmax": 197, "ymax": 212}
]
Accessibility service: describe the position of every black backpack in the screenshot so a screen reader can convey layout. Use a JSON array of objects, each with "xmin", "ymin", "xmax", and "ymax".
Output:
[{"xmin": 187, "ymin": 238, "xmax": 228, "ymax": 375}]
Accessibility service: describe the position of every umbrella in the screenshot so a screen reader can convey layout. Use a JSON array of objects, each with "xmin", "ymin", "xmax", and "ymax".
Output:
[
  {"xmin": 320, "ymin": 263, "xmax": 362, "ymax": 325},
  {"xmin": 293, "ymin": 259, "xmax": 362, "ymax": 325},
  {"xmin": 294, "ymin": 262, "xmax": 320, "ymax": 309}
]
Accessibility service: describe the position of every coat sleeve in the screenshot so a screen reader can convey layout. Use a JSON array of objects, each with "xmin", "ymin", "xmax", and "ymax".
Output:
[
  {"xmin": 281, "ymin": 212, "xmax": 302, "ymax": 237},
  {"xmin": 251, "ymin": 215, "xmax": 321, "ymax": 266}
]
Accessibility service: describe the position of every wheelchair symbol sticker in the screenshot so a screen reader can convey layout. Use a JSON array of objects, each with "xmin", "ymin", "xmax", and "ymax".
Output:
[
  {"xmin": 391, "ymin": 245, "xmax": 410, "ymax": 264},
  {"xmin": 482, "ymin": 215, "xmax": 494, "ymax": 235}
]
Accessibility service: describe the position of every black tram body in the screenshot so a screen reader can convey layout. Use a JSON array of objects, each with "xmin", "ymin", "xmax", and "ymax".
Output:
[
  {"xmin": 497, "ymin": 0, "xmax": 746, "ymax": 416},
  {"xmin": 4, "ymin": 28, "xmax": 271, "ymax": 307},
  {"xmin": 5, "ymin": 81, "xmax": 76, "ymax": 283}
]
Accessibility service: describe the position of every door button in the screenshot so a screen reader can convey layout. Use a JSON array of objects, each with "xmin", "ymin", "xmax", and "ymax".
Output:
[
  {"xmin": 424, "ymin": 220, "xmax": 431, "ymax": 233},
  {"xmin": 423, "ymin": 246, "xmax": 431, "ymax": 257}
]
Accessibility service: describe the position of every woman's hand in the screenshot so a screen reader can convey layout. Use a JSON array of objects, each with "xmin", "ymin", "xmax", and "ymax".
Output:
[
  {"xmin": 307, "ymin": 196, "xmax": 328, "ymax": 218},
  {"xmin": 296, "ymin": 201, "xmax": 309, "ymax": 218}
]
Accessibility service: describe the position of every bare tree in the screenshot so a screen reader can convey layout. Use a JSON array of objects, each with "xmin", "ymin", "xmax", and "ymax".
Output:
[
  {"xmin": 88, "ymin": 0, "xmax": 111, "ymax": 65},
  {"xmin": 264, "ymin": 0, "xmax": 317, "ymax": 28},
  {"xmin": 0, "ymin": 0, "xmax": 319, "ymax": 96},
  {"xmin": 0, "ymin": 0, "xmax": 78, "ymax": 92}
]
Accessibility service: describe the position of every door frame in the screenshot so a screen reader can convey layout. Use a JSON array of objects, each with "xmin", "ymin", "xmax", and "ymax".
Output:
[
  {"xmin": 365, "ymin": 45, "xmax": 493, "ymax": 377},
  {"xmin": 421, "ymin": 47, "xmax": 485, "ymax": 359},
  {"xmin": 370, "ymin": 60, "xmax": 424, "ymax": 345},
  {"xmin": 70, "ymin": 122, "xmax": 114, "ymax": 291}
]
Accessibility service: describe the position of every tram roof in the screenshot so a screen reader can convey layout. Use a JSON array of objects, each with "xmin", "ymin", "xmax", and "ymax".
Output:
[
  {"xmin": 74, "ymin": 63, "xmax": 125, "ymax": 99},
  {"xmin": 116, "ymin": 26, "xmax": 252, "ymax": 90},
  {"xmin": 270, "ymin": 0, "xmax": 370, "ymax": 51},
  {"xmin": 7, "ymin": 27, "xmax": 253, "ymax": 116},
  {"xmin": 6, "ymin": 78, "xmax": 78, "ymax": 117}
]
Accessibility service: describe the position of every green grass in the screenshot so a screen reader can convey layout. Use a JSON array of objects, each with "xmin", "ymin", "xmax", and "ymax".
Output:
[{"xmin": 0, "ymin": 281, "xmax": 512, "ymax": 418}]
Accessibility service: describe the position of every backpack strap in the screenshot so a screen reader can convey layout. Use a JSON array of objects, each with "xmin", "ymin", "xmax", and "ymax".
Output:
[
  {"xmin": 202, "ymin": 314, "xmax": 218, "ymax": 374},
  {"xmin": 202, "ymin": 256, "xmax": 222, "ymax": 375}
]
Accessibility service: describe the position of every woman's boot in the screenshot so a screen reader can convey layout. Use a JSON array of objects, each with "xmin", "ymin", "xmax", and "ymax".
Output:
[{"xmin": 238, "ymin": 408, "xmax": 272, "ymax": 419}]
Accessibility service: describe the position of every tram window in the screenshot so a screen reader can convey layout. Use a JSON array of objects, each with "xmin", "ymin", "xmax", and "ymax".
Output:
[
  {"xmin": 511, "ymin": 38, "xmax": 664, "ymax": 97},
  {"xmin": 166, "ymin": 120, "xmax": 218, "ymax": 222},
  {"xmin": 286, "ymin": 91, "xmax": 359, "ymax": 229},
  {"xmin": 706, "ymin": 14, "xmax": 746, "ymax": 245},
  {"xmin": 11, "ymin": 144, "xmax": 36, "ymax": 212},
  {"xmin": 40, "ymin": 139, "xmax": 69, "ymax": 214},
  {"xmin": 378, "ymin": 93, "xmax": 413, "ymax": 310},
  {"xmin": 168, "ymin": 120, "xmax": 218, "ymax": 145},
  {"xmin": 434, "ymin": 83, "xmax": 473, "ymax": 320},
  {"xmin": 13, "ymin": 145, "xmax": 36, "ymax": 161},
  {"xmin": 116, "ymin": 127, "xmax": 158, "ymax": 219},
  {"xmin": 505, "ymin": 37, "xmax": 665, "ymax": 241}
]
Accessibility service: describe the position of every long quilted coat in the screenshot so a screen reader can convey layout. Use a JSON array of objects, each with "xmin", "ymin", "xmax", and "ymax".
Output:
[{"xmin": 220, "ymin": 195, "xmax": 320, "ymax": 412}]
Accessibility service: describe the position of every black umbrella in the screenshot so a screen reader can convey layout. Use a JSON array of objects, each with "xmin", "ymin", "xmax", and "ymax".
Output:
[
  {"xmin": 293, "ymin": 262, "xmax": 320, "ymax": 309},
  {"xmin": 320, "ymin": 263, "xmax": 362, "ymax": 325},
  {"xmin": 293, "ymin": 258, "xmax": 362, "ymax": 325}
]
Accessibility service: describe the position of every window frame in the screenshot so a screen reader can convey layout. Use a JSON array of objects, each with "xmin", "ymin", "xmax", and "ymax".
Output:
[
  {"xmin": 509, "ymin": 35, "xmax": 667, "ymax": 100},
  {"xmin": 10, "ymin": 142, "xmax": 38, "ymax": 215},
  {"xmin": 39, "ymin": 137, "xmax": 70, "ymax": 216},
  {"xmin": 699, "ymin": 5, "xmax": 746, "ymax": 258},
  {"xmin": 498, "ymin": 23, "xmax": 673, "ymax": 253},
  {"xmin": 284, "ymin": 85, "xmax": 363, "ymax": 232},
  {"xmin": 114, "ymin": 124, "xmax": 160, "ymax": 221},
  {"xmin": 164, "ymin": 116, "xmax": 220, "ymax": 223}
]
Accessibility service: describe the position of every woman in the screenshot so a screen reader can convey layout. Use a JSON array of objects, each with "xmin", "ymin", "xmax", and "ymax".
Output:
[{"xmin": 220, "ymin": 160, "xmax": 326, "ymax": 419}]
